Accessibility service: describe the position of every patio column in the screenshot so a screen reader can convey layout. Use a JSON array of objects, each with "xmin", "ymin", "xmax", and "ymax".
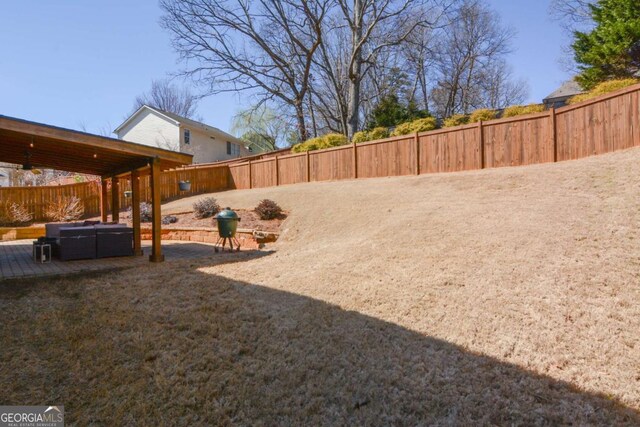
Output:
[
  {"xmin": 131, "ymin": 169, "xmax": 143, "ymax": 256},
  {"xmin": 100, "ymin": 178, "xmax": 109, "ymax": 222},
  {"xmin": 111, "ymin": 176, "xmax": 120, "ymax": 223},
  {"xmin": 149, "ymin": 158, "xmax": 164, "ymax": 262}
]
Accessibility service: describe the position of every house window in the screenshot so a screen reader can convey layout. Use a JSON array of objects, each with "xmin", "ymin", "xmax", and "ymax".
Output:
[
  {"xmin": 227, "ymin": 141, "xmax": 241, "ymax": 157},
  {"xmin": 184, "ymin": 129, "xmax": 190, "ymax": 145}
]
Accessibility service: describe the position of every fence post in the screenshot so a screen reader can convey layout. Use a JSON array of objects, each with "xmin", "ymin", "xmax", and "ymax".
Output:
[
  {"xmin": 275, "ymin": 156, "xmax": 280, "ymax": 186},
  {"xmin": 248, "ymin": 160, "xmax": 252, "ymax": 189},
  {"xmin": 352, "ymin": 142, "xmax": 358, "ymax": 179},
  {"xmin": 478, "ymin": 120, "xmax": 485, "ymax": 169},
  {"xmin": 415, "ymin": 132, "xmax": 420, "ymax": 175},
  {"xmin": 550, "ymin": 107, "xmax": 558, "ymax": 162},
  {"xmin": 306, "ymin": 151, "xmax": 311, "ymax": 182}
]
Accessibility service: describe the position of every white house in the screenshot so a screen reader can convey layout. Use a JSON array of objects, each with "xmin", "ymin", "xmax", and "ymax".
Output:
[{"xmin": 114, "ymin": 105, "xmax": 250, "ymax": 164}]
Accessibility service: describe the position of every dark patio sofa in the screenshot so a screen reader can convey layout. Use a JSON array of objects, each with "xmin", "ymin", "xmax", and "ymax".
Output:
[{"xmin": 45, "ymin": 222, "xmax": 134, "ymax": 261}]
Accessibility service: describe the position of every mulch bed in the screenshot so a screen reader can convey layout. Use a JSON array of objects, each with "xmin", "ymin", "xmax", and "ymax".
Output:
[{"xmin": 125, "ymin": 209, "xmax": 285, "ymax": 233}]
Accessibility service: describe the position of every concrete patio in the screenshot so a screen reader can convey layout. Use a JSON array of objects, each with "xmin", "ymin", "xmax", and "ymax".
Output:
[{"xmin": 0, "ymin": 239, "xmax": 222, "ymax": 281}]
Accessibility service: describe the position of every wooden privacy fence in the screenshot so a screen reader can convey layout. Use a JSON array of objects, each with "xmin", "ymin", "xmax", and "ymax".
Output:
[
  {"xmin": 0, "ymin": 166, "xmax": 230, "ymax": 222},
  {"xmin": 3, "ymin": 83, "xmax": 640, "ymax": 221},
  {"xmin": 111, "ymin": 165, "xmax": 229, "ymax": 211},
  {"xmin": 0, "ymin": 181, "xmax": 102, "ymax": 221},
  {"xmin": 228, "ymin": 83, "xmax": 640, "ymax": 188}
]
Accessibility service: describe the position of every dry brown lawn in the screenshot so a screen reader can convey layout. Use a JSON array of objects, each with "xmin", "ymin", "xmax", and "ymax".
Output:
[{"xmin": 2, "ymin": 147, "xmax": 640, "ymax": 425}]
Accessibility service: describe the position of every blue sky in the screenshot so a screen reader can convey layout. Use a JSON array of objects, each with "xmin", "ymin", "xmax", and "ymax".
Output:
[{"xmin": 0, "ymin": 0, "xmax": 572, "ymax": 136}]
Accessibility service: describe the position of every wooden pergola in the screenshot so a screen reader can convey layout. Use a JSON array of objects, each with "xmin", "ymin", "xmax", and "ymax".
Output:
[{"xmin": 0, "ymin": 115, "xmax": 192, "ymax": 262}]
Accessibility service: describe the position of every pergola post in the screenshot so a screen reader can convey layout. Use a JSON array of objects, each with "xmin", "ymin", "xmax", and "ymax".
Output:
[
  {"xmin": 149, "ymin": 158, "xmax": 164, "ymax": 262},
  {"xmin": 100, "ymin": 178, "xmax": 109, "ymax": 223},
  {"xmin": 111, "ymin": 176, "xmax": 120, "ymax": 223},
  {"xmin": 130, "ymin": 169, "xmax": 143, "ymax": 256}
]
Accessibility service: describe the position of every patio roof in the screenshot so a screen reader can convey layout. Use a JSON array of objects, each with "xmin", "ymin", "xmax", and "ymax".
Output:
[
  {"xmin": 0, "ymin": 114, "xmax": 193, "ymax": 263},
  {"xmin": 0, "ymin": 115, "xmax": 192, "ymax": 176}
]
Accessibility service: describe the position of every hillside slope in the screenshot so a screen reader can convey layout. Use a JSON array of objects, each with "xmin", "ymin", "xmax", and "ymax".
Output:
[{"xmin": 168, "ymin": 147, "xmax": 640, "ymax": 412}]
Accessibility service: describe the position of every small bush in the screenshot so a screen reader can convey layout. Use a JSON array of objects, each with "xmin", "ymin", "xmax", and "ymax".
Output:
[
  {"xmin": 367, "ymin": 127, "xmax": 390, "ymax": 140},
  {"xmin": 391, "ymin": 117, "xmax": 437, "ymax": 136},
  {"xmin": 352, "ymin": 131, "xmax": 369, "ymax": 144},
  {"xmin": 291, "ymin": 133, "xmax": 348, "ymax": 153},
  {"xmin": 162, "ymin": 215, "xmax": 178, "ymax": 225},
  {"xmin": 469, "ymin": 109, "xmax": 497, "ymax": 123},
  {"xmin": 443, "ymin": 114, "xmax": 470, "ymax": 128},
  {"xmin": 45, "ymin": 196, "xmax": 84, "ymax": 222},
  {"xmin": 503, "ymin": 104, "xmax": 546, "ymax": 118},
  {"xmin": 140, "ymin": 202, "xmax": 152, "ymax": 223},
  {"xmin": 352, "ymin": 127, "xmax": 390, "ymax": 144},
  {"xmin": 255, "ymin": 199, "xmax": 282, "ymax": 220},
  {"xmin": 193, "ymin": 197, "xmax": 220, "ymax": 219},
  {"xmin": 0, "ymin": 202, "xmax": 32, "ymax": 226},
  {"xmin": 322, "ymin": 133, "xmax": 348, "ymax": 148},
  {"xmin": 568, "ymin": 78, "xmax": 639, "ymax": 105}
]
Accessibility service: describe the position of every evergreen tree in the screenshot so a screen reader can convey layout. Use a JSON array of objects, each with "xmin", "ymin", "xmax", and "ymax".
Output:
[
  {"xmin": 367, "ymin": 95, "xmax": 429, "ymax": 129},
  {"xmin": 572, "ymin": 0, "xmax": 640, "ymax": 88}
]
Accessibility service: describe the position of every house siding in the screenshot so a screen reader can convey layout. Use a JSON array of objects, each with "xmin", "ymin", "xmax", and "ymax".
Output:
[
  {"xmin": 179, "ymin": 126, "xmax": 249, "ymax": 164},
  {"xmin": 116, "ymin": 109, "xmax": 180, "ymax": 151}
]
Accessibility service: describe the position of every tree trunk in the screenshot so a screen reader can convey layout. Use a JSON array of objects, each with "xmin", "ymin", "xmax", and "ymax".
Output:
[
  {"xmin": 308, "ymin": 92, "xmax": 318, "ymax": 138},
  {"xmin": 295, "ymin": 102, "xmax": 308, "ymax": 143},
  {"xmin": 347, "ymin": 0, "xmax": 363, "ymax": 138}
]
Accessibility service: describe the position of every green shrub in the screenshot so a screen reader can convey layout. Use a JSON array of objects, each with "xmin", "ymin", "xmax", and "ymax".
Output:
[
  {"xmin": 368, "ymin": 127, "xmax": 390, "ymax": 140},
  {"xmin": 291, "ymin": 133, "xmax": 348, "ymax": 152},
  {"xmin": 193, "ymin": 197, "xmax": 220, "ymax": 219},
  {"xmin": 443, "ymin": 114, "xmax": 469, "ymax": 128},
  {"xmin": 568, "ymin": 78, "xmax": 639, "ymax": 105},
  {"xmin": 353, "ymin": 127, "xmax": 390, "ymax": 143},
  {"xmin": 322, "ymin": 133, "xmax": 348, "ymax": 148},
  {"xmin": 391, "ymin": 117, "xmax": 437, "ymax": 136},
  {"xmin": 469, "ymin": 109, "xmax": 497, "ymax": 123},
  {"xmin": 503, "ymin": 104, "xmax": 546, "ymax": 118},
  {"xmin": 352, "ymin": 131, "xmax": 369, "ymax": 144},
  {"xmin": 255, "ymin": 199, "xmax": 283, "ymax": 220}
]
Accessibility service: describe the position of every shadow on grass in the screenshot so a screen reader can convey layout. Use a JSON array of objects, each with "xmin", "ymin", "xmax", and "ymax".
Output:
[{"xmin": 0, "ymin": 254, "xmax": 638, "ymax": 425}]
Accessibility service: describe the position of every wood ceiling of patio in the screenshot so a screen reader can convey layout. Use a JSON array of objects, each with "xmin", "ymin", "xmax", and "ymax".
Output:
[{"xmin": 0, "ymin": 115, "xmax": 192, "ymax": 177}]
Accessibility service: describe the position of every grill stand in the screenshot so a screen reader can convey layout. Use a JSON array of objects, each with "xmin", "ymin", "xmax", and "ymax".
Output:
[{"xmin": 214, "ymin": 236, "xmax": 241, "ymax": 253}]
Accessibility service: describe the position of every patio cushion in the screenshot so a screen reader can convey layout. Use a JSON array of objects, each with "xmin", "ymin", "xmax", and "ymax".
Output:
[{"xmin": 45, "ymin": 222, "xmax": 84, "ymax": 239}]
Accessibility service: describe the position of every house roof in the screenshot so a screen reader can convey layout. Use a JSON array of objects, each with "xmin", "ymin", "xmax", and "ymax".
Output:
[
  {"xmin": 0, "ymin": 115, "xmax": 192, "ymax": 177},
  {"xmin": 115, "ymin": 105, "xmax": 247, "ymax": 146},
  {"xmin": 543, "ymin": 80, "xmax": 585, "ymax": 102}
]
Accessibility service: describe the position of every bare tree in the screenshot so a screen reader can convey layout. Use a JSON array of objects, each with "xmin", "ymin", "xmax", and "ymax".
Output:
[
  {"xmin": 549, "ymin": 0, "xmax": 595, "ymax": 32},
  {"xmin": 549, "ymin": 0, "xmax": 596, "ymax": 74},
  {"xmin": 310, "ymin": 19, "xmax": 352, "ymax": 135},
  {"xmin": 479, "ymin": 60, "xmax": 528, "ymax": 110},
  {"xmin": 160, "ymin": 0, "xmax": 331, "ymax": 142},
  {"xmin": 430, "ymin": 0, "xmax": 519, "ymax": 117},
  {"xmin": 132, "ymin": 79, "xmax": 199, "ymax": 118},
  {"xmin": 403, "ymin": 24, "xmax": 438, "ymax": 112},
  {"xmin": 333, "ymin": 0, "xmax": 441, "ymax": 137}
]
